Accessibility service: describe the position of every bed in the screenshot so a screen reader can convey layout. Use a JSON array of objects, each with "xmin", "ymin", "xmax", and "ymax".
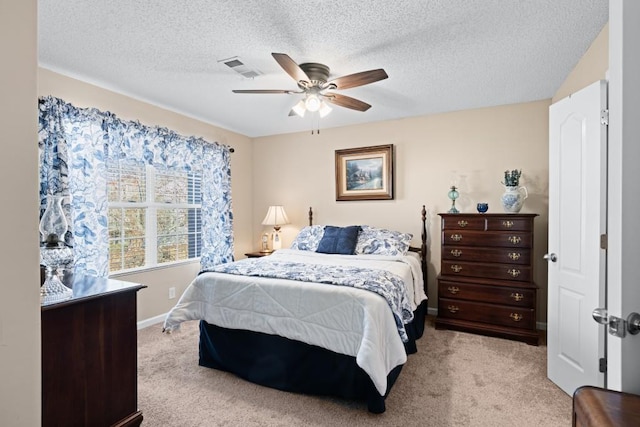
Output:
[{"xmin": 163, "ymin": 206, "xmax": 428, "ymax": 413}]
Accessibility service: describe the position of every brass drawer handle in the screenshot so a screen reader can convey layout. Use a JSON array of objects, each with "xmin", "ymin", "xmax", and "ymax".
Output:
[
  {"xmin": 511, "ymin": 292, "xmax": 524, "ymax": 302},
  {"xmin": 457, "ymin": 220, "xmax": 468, "ymax": 228},
  {"xmin": 508, "ymin": 236, "xmax": 522, "ymax": 244},
  {"xmin": 450, "ymin": 249, "xmax": 462, "ymax": 257},
  {"xmin": 450, "ymin": 234, "xmax": 463, "ymax": 242},
  {"xmin": 507, "ymin": 269, "xmax": 521, "ymax": 278},
  {"xmin": 510, "ymin": 313, "xmax": 523, "ymax": 322},
  {"xmin": 450, "ymin": 264, "xmax": 463, "ymax": 273},
  {"xmin": 448, "ymin": 305, "xmax": 459, "ymax": 314},
  {"xmin": 447, "ymin": 286, "xmax": 460, "ymax": 295},
  {"xmin": 508, "ymin": 252, "xmax": 521, "ymax": 261},
  {"xmin": 503, "ymin": 220, "xmax": 514, "ymax": 228}
]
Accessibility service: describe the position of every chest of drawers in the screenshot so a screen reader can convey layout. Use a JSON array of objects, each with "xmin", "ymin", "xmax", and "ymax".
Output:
[
  {"xmin": 42, "ymin": 276, "xmax": 146, "ymax": 426},
  {"xmin": 435, "ymin": 213, "xmax": 539, "ymax": 345}
]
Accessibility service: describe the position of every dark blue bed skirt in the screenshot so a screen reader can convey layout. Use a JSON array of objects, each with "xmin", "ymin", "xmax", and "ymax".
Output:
[{"xmin": 198, "ymin": 299, "xmax": 427, "ymax": 413}]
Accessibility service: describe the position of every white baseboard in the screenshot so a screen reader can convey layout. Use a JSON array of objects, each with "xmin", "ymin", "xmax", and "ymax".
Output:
[
  {"xmin": 536, "ymin": 321, "xmax": 547, "ymax": 331},
  {"xmin": 137, "ymin": 313, "xmax": 167, "ymax": 330}
]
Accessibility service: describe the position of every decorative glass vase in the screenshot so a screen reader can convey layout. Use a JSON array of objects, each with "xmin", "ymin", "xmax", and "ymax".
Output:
[
  {"xmin": 40, "ymin": 195, "xmax": 68, "ymax": 245},
  {"xmin": 40, "ymin": 246, "xmax": 73, "ymax": 304},
  {"xmin": 501, "ymin": 185, "xmax": 528, "ymax": 213},
  {"xmin": 39, "ymin": 195, "xmax": 73, "ymax": 304}
]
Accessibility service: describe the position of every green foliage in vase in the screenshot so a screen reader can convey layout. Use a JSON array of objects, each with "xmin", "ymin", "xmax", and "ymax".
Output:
[{"xmin": 502, "ymin": 169, "xmax": 522, "ymax": 187}]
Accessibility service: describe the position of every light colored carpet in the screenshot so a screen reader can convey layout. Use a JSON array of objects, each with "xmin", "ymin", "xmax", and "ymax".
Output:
[{"xmin": 137, "ymin": 317, "xmax": 571, "ymax": 426}]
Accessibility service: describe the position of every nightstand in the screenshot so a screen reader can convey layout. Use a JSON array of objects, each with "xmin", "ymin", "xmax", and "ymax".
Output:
[{"xmin": 245, "ymin": 251, "xmax": 272, "ymax": 258}]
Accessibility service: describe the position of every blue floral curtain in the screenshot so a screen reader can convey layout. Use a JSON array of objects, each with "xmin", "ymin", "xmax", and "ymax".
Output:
[{"xmin": 38, "ymin": 96, "xmax": 234, "ymax": 277}]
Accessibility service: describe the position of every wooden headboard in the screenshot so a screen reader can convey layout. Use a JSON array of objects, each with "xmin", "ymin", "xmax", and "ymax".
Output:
[{"xmin": 307, "ymin": 205, "xmax": 428, "ymax": 299}]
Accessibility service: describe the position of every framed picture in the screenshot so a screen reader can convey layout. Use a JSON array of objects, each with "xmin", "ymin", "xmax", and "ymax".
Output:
[{"xmin": 335, "ymin": 144, "xmax": 394, "ymax": 201}]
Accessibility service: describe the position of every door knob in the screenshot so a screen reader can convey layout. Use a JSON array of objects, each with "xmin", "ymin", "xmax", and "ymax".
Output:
[
  {"xmin": 593, "ymin": 307, "xmax": 625, "ymax": 337},
  {"xmin": 628, "ymin": 312, "xmax": 640, "ymax": 335},
  {"xmin": 544, "ymin": 253, "xmax": 557, "ymax": 262},
  {"xmin": 592, "ymin": 307, "xmax": 608, "ymax": 324},
  {"xmin": 592, "ymin": 308, "xmax": 640, "ymax": 337}
]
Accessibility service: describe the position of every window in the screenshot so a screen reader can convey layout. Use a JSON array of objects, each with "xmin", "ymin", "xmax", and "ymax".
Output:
[{"xmin": 108, "ymin": 162, "xmax": 202, "ymax": 272}]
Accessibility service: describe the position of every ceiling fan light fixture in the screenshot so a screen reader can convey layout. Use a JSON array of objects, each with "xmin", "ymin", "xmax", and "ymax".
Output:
[
  {"xmin": 319, "ymin": 101, "xmax": 332, "ymax": 118},
  {"xmin": 292, "ymin": 100, "xmax": 306, "ymax": 117},
  {"xmin": 305, "ymin": 94, "xmax": 321, "ymax": 112}
]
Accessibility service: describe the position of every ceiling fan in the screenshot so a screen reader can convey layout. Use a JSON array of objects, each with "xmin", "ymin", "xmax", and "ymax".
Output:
[{"xmin": 232, "ymin": 53, "xmax": 388, "ymax": 118}]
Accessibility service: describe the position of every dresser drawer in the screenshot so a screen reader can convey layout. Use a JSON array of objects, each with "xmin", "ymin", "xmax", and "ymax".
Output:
[
  {"xmin": 486, "ymin": 217, "xmax": 533, "ymax": 232},
  {"xmin": 441, "ymin": 230, "xmax": 532, "ymax": 248},
  {"xmin": 441, "ymin": 216, "xmax": 485, "ymax": 231},
  {"xmin": 438, "ymin": 279, "xmax": 535, "ymax": 307},
  {"xmin": 441, "ymin": 215, "xmax": 535, "ymax": 232},
  {"xmin": 441, "ymin": 245, "xmax": 531, "ymax": 265},
  {"xmin": 438, "ymin": 298, "xmax": 536, "ymax": 329},
  {"xmin": 442, "ymin": 260, "xmax": 531, "ymax": 281}
]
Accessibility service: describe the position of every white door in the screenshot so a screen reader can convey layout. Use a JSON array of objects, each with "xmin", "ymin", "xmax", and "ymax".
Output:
[
  {"xmin": 608, "ymin": 0, "xmax": 640, "ymax": 392},
  {"xmin": 547, "ymin": 80, "xmax": 608, "ymax": 395}
]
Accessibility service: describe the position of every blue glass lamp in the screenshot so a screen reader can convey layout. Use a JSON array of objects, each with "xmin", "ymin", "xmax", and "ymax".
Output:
[{"xmin": 447, "ymin": 185, "xmax": 460, "ymax": 214}]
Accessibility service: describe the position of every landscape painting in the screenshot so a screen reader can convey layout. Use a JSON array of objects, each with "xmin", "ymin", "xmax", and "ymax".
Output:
[{"xmin": 335, "ymin": 144, "xmax": 393, "ymax": 201}]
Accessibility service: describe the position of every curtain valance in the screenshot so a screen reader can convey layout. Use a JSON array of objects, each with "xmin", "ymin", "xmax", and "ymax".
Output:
[{"xmin": 38, "ymin": 96, "xmax": 234, "ymax": 276}]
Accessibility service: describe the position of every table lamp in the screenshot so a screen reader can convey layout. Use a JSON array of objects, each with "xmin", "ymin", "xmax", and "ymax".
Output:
[
  {"xmin": 261, "ymin": 205, "xmax": 290, "ymax": 251},
  {"xmin": 447, "ymin": 185, "xmax": 460, "ymax": 213}
]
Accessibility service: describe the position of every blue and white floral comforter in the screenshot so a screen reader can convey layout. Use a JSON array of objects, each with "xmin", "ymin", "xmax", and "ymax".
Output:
[{"xmin": 163, "ymin": 248, "xmax": 427, "ymax": 396}]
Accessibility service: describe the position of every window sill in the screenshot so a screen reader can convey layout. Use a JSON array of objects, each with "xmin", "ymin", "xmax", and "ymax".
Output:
[{"xmin": 109, "ymin": 258, "xmax": 200, "ymax": 278}]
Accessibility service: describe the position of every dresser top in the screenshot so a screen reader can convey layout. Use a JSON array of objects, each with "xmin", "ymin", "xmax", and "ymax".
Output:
[
  {"xmin": 41, "ymin": 275, "xmax": 146, "ymax": 310},
  {"xmin": 439, "ymin": 213, "xmax": 538, "ymax": 218}
]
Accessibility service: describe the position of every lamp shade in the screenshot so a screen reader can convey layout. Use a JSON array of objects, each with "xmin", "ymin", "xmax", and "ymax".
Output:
[
  {"xmin": 305, "ymin": 94, "xmax": 321, "ymax": 112},
  {"xmin": 291, "ymin": 96, "xmax": 332, "ymax": 118},
  {"xmin": 318, "ymin": 100, "xmax": 332, "ymax": 118},
  {"xmin": 261, "ymin": 205, "xmax": 290, "ymax": 227},
  {"xmin": 292, "ymin": 100, "xmax": 306, "ymax": 117}
]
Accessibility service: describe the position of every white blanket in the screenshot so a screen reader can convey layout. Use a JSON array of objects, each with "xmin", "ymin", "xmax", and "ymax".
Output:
[{"xmin": 163, "ymin": 249, "xmax": 427, "ymax": 395}]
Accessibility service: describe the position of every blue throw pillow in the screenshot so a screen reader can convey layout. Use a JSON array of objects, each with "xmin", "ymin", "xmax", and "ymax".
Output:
[{"xmin": 316, "ymin": 225, "xmax": 361, "ymax": 255}]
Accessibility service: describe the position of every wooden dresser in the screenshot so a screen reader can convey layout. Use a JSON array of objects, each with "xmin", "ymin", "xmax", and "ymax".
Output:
[
  {"xmin": 435, "ymin": 213, "xmax": 539, "ymax": 345},
  {"xmin": 41, "ymin": 275, "xmax": 146, "ymax": 427}
]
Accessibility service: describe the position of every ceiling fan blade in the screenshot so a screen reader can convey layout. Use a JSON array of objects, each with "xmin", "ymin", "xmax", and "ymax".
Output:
[
  {"xmin": 272, "ymin": 53, "xmax": 310, "ymax": 84},
  {"xmin": 323, "ymin": 93, "xmax": 371, "ymax": 112},
  {"xmin": 232, "ymin": 89, "xmax": 295, "ymax": 94},
  {"xmin": 325, "ymin": 69, "xmax": 388, "ymax": 90}
]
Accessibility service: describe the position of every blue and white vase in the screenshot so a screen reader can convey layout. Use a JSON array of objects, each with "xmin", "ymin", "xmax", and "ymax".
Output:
[{"xmin": 501, "ymin": 185, "xmax": 528, "ymax": 213}]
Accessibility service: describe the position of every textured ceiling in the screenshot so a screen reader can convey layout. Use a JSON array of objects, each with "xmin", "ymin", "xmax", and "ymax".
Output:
[{"xmin": 38, "ymin": 1, "xmax": 608, "ymax": 138}]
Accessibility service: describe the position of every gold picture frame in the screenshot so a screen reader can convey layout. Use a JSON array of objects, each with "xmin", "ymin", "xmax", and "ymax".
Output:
[{"xmin": 335, "ymin": 144, "xmax": 394, "ymax": 201}]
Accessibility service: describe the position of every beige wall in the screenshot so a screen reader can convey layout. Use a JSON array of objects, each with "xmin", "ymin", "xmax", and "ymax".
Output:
[
  {"xmin": 553, "ymin": 23, "xmax": 609, "ymax": 103},
  {"xmin": 253, "ymin": 100, "xmax": 551, "ymax": 321},
  {"xmin": 0, "ymin": 0, "xmax": 41, "ymax": 425},
  {"xmin": 38, "ymin": 68, "xmax": 254, "ymax": 322}
]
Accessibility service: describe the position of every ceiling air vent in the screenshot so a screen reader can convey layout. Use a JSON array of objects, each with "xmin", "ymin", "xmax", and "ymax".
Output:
[{"xmin": 219, "ymin": 56, "xmax": 261, "ymax": 79}]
